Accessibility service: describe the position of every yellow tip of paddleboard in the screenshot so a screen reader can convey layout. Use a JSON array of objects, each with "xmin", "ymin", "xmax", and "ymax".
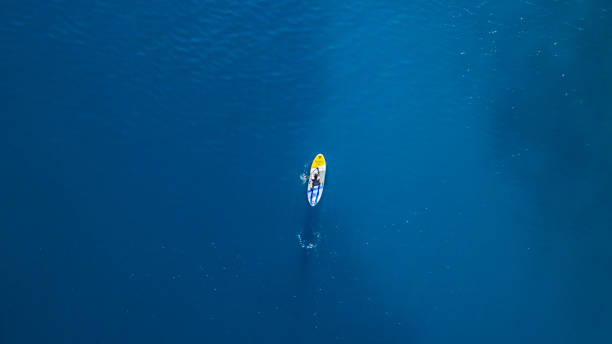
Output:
[{"xmin": 311, "ymin": 154, "xmax": 326, "ymax": 169}]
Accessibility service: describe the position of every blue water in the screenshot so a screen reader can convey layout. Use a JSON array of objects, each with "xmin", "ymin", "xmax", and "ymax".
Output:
[{"xmin": 2, "ymin": 1, "xmax": 612, "ymax": 343}]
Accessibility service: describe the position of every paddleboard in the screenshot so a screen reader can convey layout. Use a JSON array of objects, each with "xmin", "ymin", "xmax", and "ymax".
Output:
[{"xmin": 307, "ymin": 154, "xmax": 326, "ymax": 206}]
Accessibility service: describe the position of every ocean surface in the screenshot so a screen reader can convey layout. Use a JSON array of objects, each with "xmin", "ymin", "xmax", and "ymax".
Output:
[{"xmin": 2, "ymin": 1, "xmax": 612, "ymax": 343}]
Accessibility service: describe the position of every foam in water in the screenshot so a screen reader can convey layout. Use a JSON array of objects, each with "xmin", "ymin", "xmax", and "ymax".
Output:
[
  {"xmin": 299, "ymin": 172, "xmax": 308, "ymax": 184},
  {"xmin": 297, "ymin": 231, "xmax": 320, "ymax": 250}
]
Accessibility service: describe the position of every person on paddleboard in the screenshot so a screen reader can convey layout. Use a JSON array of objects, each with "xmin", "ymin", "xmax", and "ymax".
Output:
[{"xmin": 311, "ymin": 168, "xmax": 321, "ymax": 187}]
